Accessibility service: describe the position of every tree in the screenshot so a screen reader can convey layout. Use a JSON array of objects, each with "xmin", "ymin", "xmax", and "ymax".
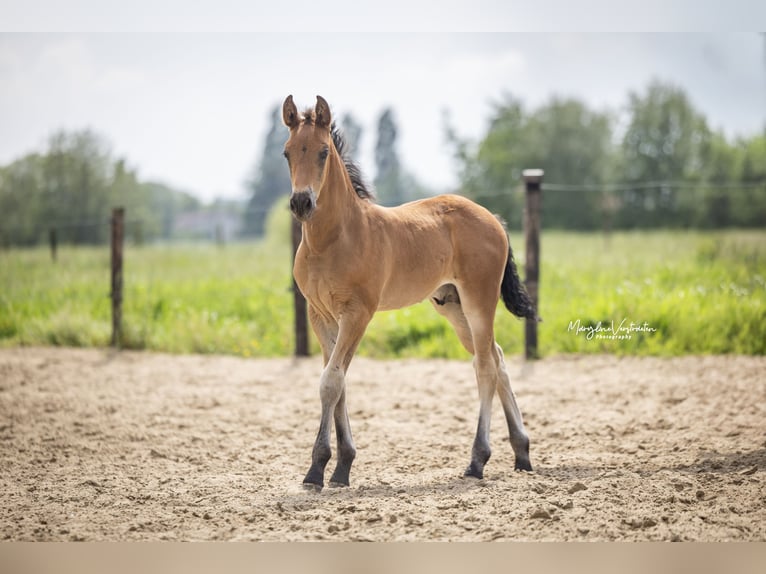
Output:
[
  {"xmin": 340, "ymin": 113, "xmax": 362, "ymax": 161},
  {"xmin": 526, "ymin": 98, "xmax": 615, "ymax": 229},
  {"xmin": 735, "ymin": 133, "xmax": 766, "ymax": 227},
  {"xmin": 696, "ymin": 131, "xmax": 742, "ymax": 227},
  {"xmin": 373, "ymin": 108, "xmax": 431, "ymax": 206},
  {"xmin": 618, "ymin": 81, "xmax": 712, "ymax": 227},
  {"xmin": 243, "ymin": 105, "xmax": 290, "ymax": 237},
  {"xmin": 0, "ymin": 153, "xmax": 45, "ymax": 245},
  {"xmin": 448, "ymin": 95, "xmax": 615, "ymax": 229},
  {"xmin": 374, "ymin": 108, "xmax": 404, "ymax": 206},
  {"xmin": 0, "ymin": 129, "xmax": 199, "ymax": 246},
  {"xmin": 41, "ymin": 130, "xmax": 113, "ymax": 243}
]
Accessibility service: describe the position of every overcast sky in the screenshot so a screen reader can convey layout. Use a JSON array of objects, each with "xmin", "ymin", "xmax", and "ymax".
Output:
[{"xmin": 1, "ymin": 5, "xmax": 764, "ymax": 201}]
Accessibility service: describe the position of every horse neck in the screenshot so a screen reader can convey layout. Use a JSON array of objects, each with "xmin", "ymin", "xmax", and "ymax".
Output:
[{"xmin": 302, "ymin": 152, "xmax": 361, "ymax": 253}]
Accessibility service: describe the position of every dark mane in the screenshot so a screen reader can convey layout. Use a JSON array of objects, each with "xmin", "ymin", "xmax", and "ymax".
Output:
[{"xmin": 330, "ymin": 123, "xmax": 375, "ymax": 201}]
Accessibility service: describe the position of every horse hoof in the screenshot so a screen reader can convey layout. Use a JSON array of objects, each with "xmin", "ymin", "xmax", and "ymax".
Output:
[
  {"xmin": 302, "ymin": 482, "xmax": 323, "ymax": 493},
  {"xmin": 515, "ymin": 459, "xmax": 533, "ymax": 472},
  {"xmin": 328, "ymin": 481, "xmax": 349, "ymax": 488},
  {"xmin": 463, "ymin": 465, "xmax": 484, "ymax": 480}
]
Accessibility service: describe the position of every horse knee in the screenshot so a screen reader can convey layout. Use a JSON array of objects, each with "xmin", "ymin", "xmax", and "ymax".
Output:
[{"xmin": 319, "ymin": 367, "xmax": 344, "ymax": 406}]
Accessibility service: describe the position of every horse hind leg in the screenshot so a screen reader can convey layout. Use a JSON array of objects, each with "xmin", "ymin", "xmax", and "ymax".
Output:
[
  {"xmin": 431, "ymin": 284, "xmax": 532, "ymax": 477},
  {"xmin": 493, "ymin": 343, "xmax": 532, "ymax": 471},
  {"xmin": 431, "ymin": 285, "xmax": 493, "ymax": 478},
  {"xmin": 430, "ymin": 284, "xmax": 474, "ymax": 354},
  {"xmin": 464, "ymin": 321, "xmax": 497, "ymax": 480},
  {"xmin": 459, "ymin": 285, "xmax": 533, "ymax": 478}
]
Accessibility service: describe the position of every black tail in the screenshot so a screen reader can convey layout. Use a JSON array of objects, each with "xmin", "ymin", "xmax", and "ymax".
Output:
[{"xmin": 501, "ymin": 244, "xmax": 538, "ymax": 321}]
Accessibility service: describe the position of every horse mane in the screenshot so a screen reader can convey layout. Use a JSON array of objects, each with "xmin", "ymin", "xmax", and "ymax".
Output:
[
  {"xmin": 331, "ymin": 124, "xmax": 375, "ymax": 202},
  {"xmin": 299, "ymin": 108, "xmax": 375, "ymax": 202}
]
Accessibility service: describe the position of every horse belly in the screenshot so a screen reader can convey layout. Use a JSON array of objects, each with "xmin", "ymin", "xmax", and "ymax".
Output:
[
  {"xmin": 377, "ymin": 263, "xmax": 446, "ymax": 311},
  {"xmin": 375, "ymin": 214, "xmax": 455, "ymax": 311}
]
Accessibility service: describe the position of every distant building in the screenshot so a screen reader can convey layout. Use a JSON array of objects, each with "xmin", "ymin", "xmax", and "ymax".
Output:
[{"xmin": 173, "ymin": 203, "xmax": 244, "ymax": 241}]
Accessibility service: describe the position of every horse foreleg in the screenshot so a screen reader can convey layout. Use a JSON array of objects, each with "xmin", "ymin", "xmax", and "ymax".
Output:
[
  {"xmin": 302, "ymin": 364, "xmax": 343, "ymax": 490},
  {"xmin": 307, "ymin": 309, "xmax": 354, "ymax": 485},
  {"xmin": 308, "ymin": 306, "xmax": 338, "ymax": 366},
  {"xmin": 303, "ymin": 306, "xmax": 371, "ymax": 491},
  {"xmin": 328, "ymin": 387, "xmax": 355, "ymax": 487}
]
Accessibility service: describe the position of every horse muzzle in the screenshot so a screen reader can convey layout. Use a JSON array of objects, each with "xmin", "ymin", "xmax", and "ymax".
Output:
[{"xmin": 289, "ymin": 190, "xmax": 316, "ymax": 221}]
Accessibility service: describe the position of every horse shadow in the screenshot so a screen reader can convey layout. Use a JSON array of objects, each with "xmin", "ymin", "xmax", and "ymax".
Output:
[
  {"xmin": 274, "ymin": 447, "xmax": 764, "ymax": 510},
  {"xmin": 669, "ymin": 447, "xmax": 765, "ymax": 475}
]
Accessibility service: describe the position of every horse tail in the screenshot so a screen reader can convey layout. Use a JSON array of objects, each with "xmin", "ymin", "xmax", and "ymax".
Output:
[{"xmin": 500, "ymin": 243, "xmax": 539, "ymax": 321}]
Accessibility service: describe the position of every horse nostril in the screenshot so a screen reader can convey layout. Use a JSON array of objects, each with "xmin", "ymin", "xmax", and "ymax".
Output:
[{"xmin": 290, "ymin": 192, "xmax": 314, "ymax": 218}]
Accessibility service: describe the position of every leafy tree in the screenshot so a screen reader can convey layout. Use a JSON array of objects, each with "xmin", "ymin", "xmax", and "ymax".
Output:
[
  {"xmin": 0, "ymin": 153, "xmax": 46, "ymax": 245},
  {"xmin": 618, "ymin": 81, "xmax": 712, "ymax": 227},
  {"xmin": 373, "ymin": 108, "xmax": 431, "ymax": 206},
  {"xmin": 527, "ymin": 98, "xmax": 615, "ymax": 229},
  {"xmin": 448, "ymin": 82, "xmax": 766, "ymax": 231},
  {"xmin": 447, "ymin": 97, "xmax": 526, "ymax": 226},
  {"xmin": 735, "ymin": 133, "xmax": 766, "ymax": 227},
  {"xmin": 0, "ymin": 129, "xmax": 200, "ymax": 245},
  {"xmin": 448, "ymin": 95, "xmax": 615, "ymax": 229},
  {"xmin": 695, "ymin": 131, "xmax": 742, "ymax": 227},
  {"xmin": 43, "ymin": 130, "xmax": 112, "ymax": 242},
  {"xmin": 340, "ymin": 113, "xmax": 362, "ymax": 161},
  {"xmin": 374, "ymin": 108, "xmax": 404, "ymax": 206}
]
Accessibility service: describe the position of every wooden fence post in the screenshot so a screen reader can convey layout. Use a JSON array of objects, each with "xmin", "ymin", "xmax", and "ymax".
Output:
[
  {"xmin": 291, "ymin": 217, "xmax": 309, "ymax": 357},
  {"xmin": 523, "ymin": 169, "xmax": 543, "ymax": 360},
  {"xmin": 49, "ymin": 227, "xmax": 57, "ymax": 263},
  {"xmin": 111, "ymin": 207, "xmax": 125, "ymax": 348}
]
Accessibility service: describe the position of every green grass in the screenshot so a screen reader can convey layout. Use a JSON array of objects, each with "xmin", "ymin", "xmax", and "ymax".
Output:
[
  {"xmin": 527, "ymin": 230, "xmax": 765, "ymax": 357},
  {"xmin": 1, "ymin": 224, "xmax": 764, "ymax": 358}
]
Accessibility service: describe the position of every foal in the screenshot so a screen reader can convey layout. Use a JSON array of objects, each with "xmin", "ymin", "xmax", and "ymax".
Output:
[{"xmin": 282, "ymin": 95, "xmax": 536, "ymax": 490}]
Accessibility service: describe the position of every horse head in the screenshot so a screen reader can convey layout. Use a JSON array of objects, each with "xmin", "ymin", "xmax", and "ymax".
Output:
[{"xmin": 282, "ymin": 95, "xmax": 334, "ymax": 221}]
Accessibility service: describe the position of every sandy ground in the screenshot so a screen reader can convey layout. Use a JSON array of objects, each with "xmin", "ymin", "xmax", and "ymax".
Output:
[{"xmin": 0, "ymin": 347, "xmax": 763, "ymax": 542}]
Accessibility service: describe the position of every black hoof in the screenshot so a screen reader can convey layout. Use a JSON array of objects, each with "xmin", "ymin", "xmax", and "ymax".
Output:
[
  {"xmin": 515, "ymin": 458, "xmax": 533, "ymax": 472},
  {"xmin": 303, "ymin": 466, "xmax": 325, "ymax": 488},
  {"xmin": 302, "ymin": 482, "xmax": 323, "ymax": 493},
  {"xmin": 329, "ymin": 468, "xmax": 351, "ymax": 487},
  {"xmin": 464, "ymin": 463, "xmax": 484, "ymax": 480}
]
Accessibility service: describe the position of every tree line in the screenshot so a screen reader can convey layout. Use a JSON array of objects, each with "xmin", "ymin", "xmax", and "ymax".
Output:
[
  {"xmin": 0, "ymin": 130, "xmax": 201, "ymax": 246},
  {"xmin": 447, "ymin": 80, "xmax": 766, "ymax": 230}
]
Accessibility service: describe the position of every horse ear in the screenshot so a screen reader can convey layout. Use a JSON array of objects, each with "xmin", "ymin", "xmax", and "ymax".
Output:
[
  {"xmin": 282, "ymin": 95, "xmax": 299, "ymax": 129},
  {"xmin": 315, "ymin": 95, "xmax": 331, "ymax": 129}
]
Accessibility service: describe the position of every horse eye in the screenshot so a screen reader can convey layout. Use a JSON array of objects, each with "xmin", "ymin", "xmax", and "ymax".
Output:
[{"xmin": 319, "ymin": 147, "xmax": 329, "ymax": 161}]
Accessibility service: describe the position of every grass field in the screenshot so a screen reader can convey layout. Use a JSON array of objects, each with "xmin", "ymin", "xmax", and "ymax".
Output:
[{"xmin": 1, "ymin": 217, "xmax": 764, "ymax": 358}]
